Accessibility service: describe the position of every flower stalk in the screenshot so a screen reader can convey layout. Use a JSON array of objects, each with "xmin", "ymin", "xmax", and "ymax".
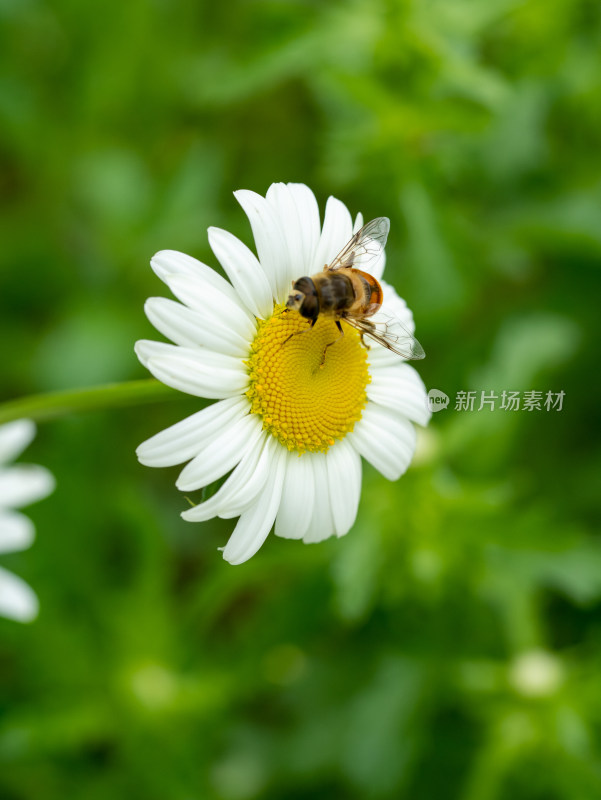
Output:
[{"xmin": 0, "ymin": 379, "xmax": 177, "ymax": 425}]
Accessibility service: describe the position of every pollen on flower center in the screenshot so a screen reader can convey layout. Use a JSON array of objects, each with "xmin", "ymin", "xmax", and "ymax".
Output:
[{"xmin": 246, "ymin": 305, "xmax": 370, "ymax": 453}]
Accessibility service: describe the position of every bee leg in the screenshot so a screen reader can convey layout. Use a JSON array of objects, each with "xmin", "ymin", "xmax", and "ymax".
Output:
[
  {"xmin": 282, "ymin": 319, "xmax": 316, "ymax": 348},
  {"xmin": 358, "ymin": 319, "xmax": 376, "ymax": 350},
  {"xmin": 319, "ymin": 321, "xmax": 344, "ymax": 368}
]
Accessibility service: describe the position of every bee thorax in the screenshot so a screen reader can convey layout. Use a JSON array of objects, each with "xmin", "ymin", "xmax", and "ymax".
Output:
[{"xmin": 314, "ymin": 272, "xmax": 355, "ymax": 313}]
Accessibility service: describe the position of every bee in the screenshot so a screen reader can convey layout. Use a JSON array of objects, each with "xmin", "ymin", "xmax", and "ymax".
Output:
[{"xmin": 286, "ymin": 217, "xmax": 425, "ymax": 360}]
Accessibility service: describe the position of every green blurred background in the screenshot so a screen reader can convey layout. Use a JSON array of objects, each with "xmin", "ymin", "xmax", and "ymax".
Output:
[{"xmin": 1, "ymin": 0, "xmax": 600, "ymax": 798}]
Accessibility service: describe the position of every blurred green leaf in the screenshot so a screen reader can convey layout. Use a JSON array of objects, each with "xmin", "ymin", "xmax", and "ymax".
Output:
[{"xmin": 1, "ymin": 0, "xmax": 600, "ymax": 798}]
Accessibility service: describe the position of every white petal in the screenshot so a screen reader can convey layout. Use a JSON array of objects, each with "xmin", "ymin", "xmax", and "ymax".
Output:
[
  {"xmin": 380, "ymin": 281, "xmax": 416, "ymax": 333},
  {"xmin": 136, "ymin": 396, "xmax": 248, "ymax": 467},
  {"xmin": 288, "ymin": 183, "xmax": 321, "ymax": 273},
  {"xmin": 145, "ymin": 356, "xmax": 247, "ymax": 399},
  {"xmin": 351, "ymin": 211, "xmax": 387, "ymax": 280},
  {"xmin": 349, "ymin": 404, "xmax": 417, "ymax": 481},
  {"xmin": 266, "ymin": 182, "xmax": 321, "ymax": 280},
  {"xmin": 274, "ymin": 451, "xmax": 316, "ymax": 540},
  {"xmin": 208, "ymin": 226, "xmax": 273, "ymax": 320},
  {"xmin": 135, "ymin": 340, "xmax": 249, "ymax": 399},
  {"xmin": 176, "ymin": 413, "xmax": 264, "ymax": 491},
  {"xmin": 137, "ymin": 338, "xmax": 240, "ymax": 373},
  {"xmin": 144, "ymin": 297, "xmax": 250, "ymax": 357},
  {"xmin": 326, "ymin": 439, "xmax": 362, "ymax": 538},
  {"xmin": 0, "ymin": 465, "xmax": 55, "ymax": 509},
  {"xmin": 162, "ymin": 273, "xmax": 257, "ymax": 341},
  {"xmin": 151, "ymin": 250, "xmax": 245, "ymax": 309},
  {"xmin": 218, "ymin": 435, "xmax": 277, "ymax": 518},
  {"xmin": 0, "ymin": 566, "xmax": 38, "ymax": 623},
  {"xmin": 365, "ymin": 284, "xmax": 419, "ymax": 367},
  {"xmin": 0, "ymin": 420, "xmax": 36, "ymax": 465},
  {"xmin": 362, "ymin": 248, "xmax": 386, "ymax": 281},
  {"xmin": 367, "ymin": 363, "xmax": 431, "ymax": 426},
  {"xmin": 303, "ymin": 453, "xmax": 336, "ymax": 544},
  {"xmin": 0, "ymin": 511, "xmax": 35, "ymax": 554},
  {"xmin": 365, "ymin": 342, "xmax": 408, "ymax": 368},
  {"xmin": 311, "ymin": 196, "xmax": 353, "ymax": 273},
  {"xmin": 234, "ymin": 189, "xmax": 292, "ymax": 303},
  {"xmin": 182, "ymin": 432, "xmax": 271, "ymax": 522},
  {"xmin": 220, "ymin": 445, "xmax": 286, "ymax": 565}
]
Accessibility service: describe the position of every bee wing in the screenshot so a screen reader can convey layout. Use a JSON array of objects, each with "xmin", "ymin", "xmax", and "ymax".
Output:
[
  {"xmin": 326, "ymin": 217, "xmax": 390, "ymax": 274},
  {"xmin": 345, "ymin": 308, "xmax": 425, "ymax": 360}
]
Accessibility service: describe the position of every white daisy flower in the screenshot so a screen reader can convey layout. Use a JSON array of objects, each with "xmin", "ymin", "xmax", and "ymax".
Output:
[
  {"xmin": 0, "ymin": 420, "xmax": 55, "ymax": 622},
  {"xmin": 136, "ymin": 183, "xmax": 430, "ymax": 564}
]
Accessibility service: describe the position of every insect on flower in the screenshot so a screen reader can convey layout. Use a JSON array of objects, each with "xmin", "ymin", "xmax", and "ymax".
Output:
[
  {"xmin": 286, "ymin": 217, "xmax": 425, "ymax": 363},
  {"xmin": 135, "ymin": 183, "xmax": 431, "ymax": 564}
]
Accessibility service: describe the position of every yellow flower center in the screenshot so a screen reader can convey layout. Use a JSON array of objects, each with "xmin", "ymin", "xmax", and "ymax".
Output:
[{"xmin": 246, "ymin": 305, "xmax": 370, "ymax": 453}]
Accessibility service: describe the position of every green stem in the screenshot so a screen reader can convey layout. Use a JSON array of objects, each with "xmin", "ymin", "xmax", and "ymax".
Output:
[{"xmin": 0, "ymin": 379, "xmax": 178, "ymax": 425}]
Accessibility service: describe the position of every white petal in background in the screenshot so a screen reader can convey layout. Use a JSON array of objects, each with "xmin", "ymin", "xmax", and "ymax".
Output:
[
  {"xmin": 0, "ymin": 419, "xmax": 54, "ymax": 624},
  {"xmin": 0, "ymin": 419, "xmax": 36, "ymax": 465},
  {"xmin": 0, "ymin": 565, "xmax": 39, "ymax": 623},
  {"xmin": 0, "ymin": 465, "xmax": 56, "ymax": 510},
  {"xmin": 0, "ymin": 511, "xmax": 35, "ymax": 554}
]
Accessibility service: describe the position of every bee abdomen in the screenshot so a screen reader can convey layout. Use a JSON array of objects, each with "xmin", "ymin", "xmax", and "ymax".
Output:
[{"xmin": 355, "ymin": 270, "xmax": 383, "ymax": 314}]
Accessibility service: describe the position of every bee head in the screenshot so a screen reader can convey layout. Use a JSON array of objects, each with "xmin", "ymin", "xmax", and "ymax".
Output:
[
  {"xmin": 287, "ymin": 277, "xmax": 319, "ymax": 320},
  {"xmin": 286, "ymin": 289, "xmax": 306, "ymax": 311}
]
